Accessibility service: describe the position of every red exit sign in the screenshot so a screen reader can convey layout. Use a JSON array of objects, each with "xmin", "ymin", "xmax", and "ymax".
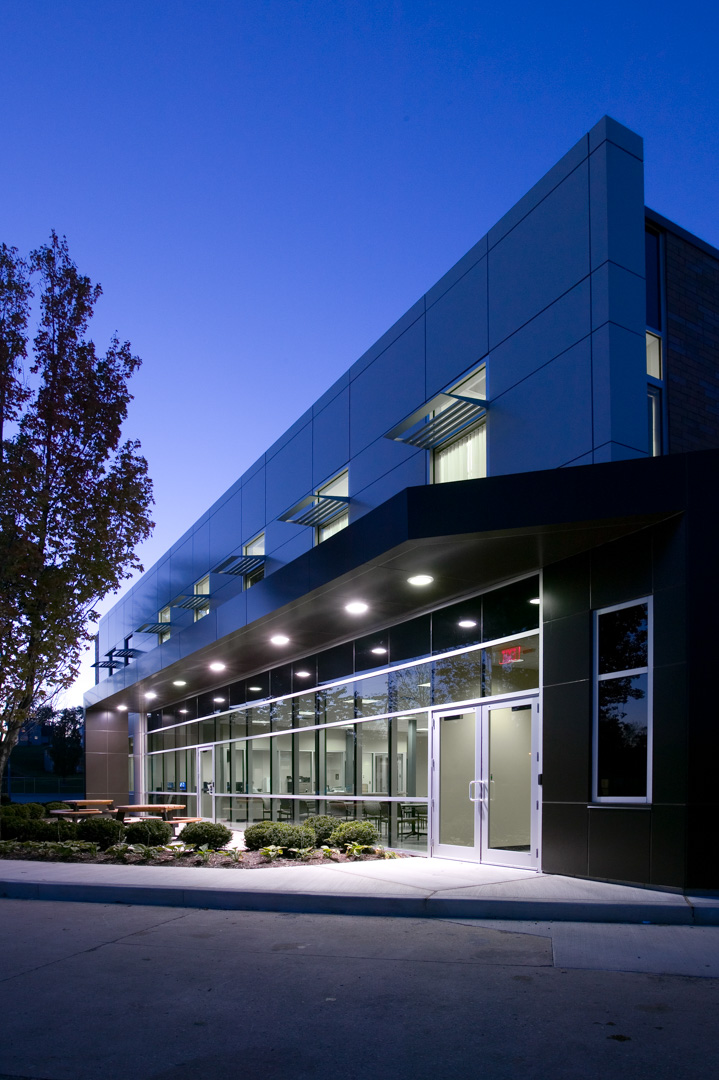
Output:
[{"xmin": 500, "ymin": 646, "xmax": 522, "ymax": 666}]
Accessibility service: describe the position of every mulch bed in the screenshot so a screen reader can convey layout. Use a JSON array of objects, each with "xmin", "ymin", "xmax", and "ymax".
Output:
[{"xmin": 0, "ymin": 848, "xmax": 410, "ymax": 870}]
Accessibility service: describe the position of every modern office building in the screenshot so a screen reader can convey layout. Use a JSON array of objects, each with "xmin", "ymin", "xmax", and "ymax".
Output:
[{"xmin": 84, "ymin": 117, "xmax": 719, "ymax": 890}]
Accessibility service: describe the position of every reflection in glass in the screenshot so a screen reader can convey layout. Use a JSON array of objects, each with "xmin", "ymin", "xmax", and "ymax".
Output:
[
  {"xmin": 390, "ymin": 664, "xmax": 431, "ymax": 712},
  {"xmin": 483, "ymin": 637, "xmax": 539, "ymax": 696},
  {"xmin": 483, "ymin": 577, "xmax": 540, "ymax": 641},
  {"xmin": 323, "ymin": 724, "xmax": 355, "ymax": 794},
  {"xmin": 433, "ymin": 652, "xmax": 483, "ymax": 705},
  {"xmin": 355, "ymin": 673, "xmax": 389, "ymax": 718},
  {"xmin": 359, "ymin": 718, "xmax": 389, "ymax": 795},
  {"xmin": 598, "ymin": 604, "xmax": 648, "ymax": 675},
  {"xmin": 272, "ymin": 697, "xmax": 293, "ymax": 731},
  {"xmin": 319, "ymin": 683, "xmax": 355, "ymax": 725},
  {"xmin": 395, "ymin": 714, "xmax": 428, "ymax": 797},
  {"xmin": 293, "ymin": 692, "xmax": 317, "ymax": 728},
  {"xmin": 149, "ymin": 754, "xmax": 164, "ymax": 792},
  {"xmin": 598, "ymin": 674, "xmax": 648, "ymax": 797},
  {"xmin": 247, "ymin": 704, "xmax": 272, "ymax": 737}
]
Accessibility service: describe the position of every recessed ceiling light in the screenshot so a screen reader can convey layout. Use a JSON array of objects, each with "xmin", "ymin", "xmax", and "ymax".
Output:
[
  {"xmin": 371, "ymin": 646, "xmax": 387, "ymax": 655},
  {"xmin": 270, "ymin": 634, "xmax": 289, "ymax": 645},
  {"xmin": 295, "ymin": 670, "xmax": 311, "ymax": 678},
  {"xmin": 248, "ymin": 685, "xmax": 263, "ymax": 691},
  {"xmin": 345, "ymin": 601, "xmax": 369, "ymax": 615},
  {"xmin": 213, "ymin": 697, "xmax": 225, "ymax": 704},
  {"xmin": 209, "ymin": 662, "xmax": 226, "ymax": 672},
  {"xmin": 117, "ymin": 705, "xmax": 128, "ymax": 712},
  {"xmin": 408, "ymin": 574, "xmax": 433, "ymax": 586},
  {"xmin": 458, "ymin": 619, "xmax": 477, "ymax": 628},
  {"xmin": 172, "ymin": 680, "xmax": 187, "ymax": 687},
  {"xmin": 529, "ymin": 597, "xmax": 541, "ymax": 605},
  {"xmin": 179, "ymin": 709, "xmax": 189, "ymax": 714},
  {"xmin": 145, "ymin": 692, "xmax": 157, "ymax": 700},
  {"xmin": 298, "ymin": 710, "xmax": 315, "ymax": 717}
]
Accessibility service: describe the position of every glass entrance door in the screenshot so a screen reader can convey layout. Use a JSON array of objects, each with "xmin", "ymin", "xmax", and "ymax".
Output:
[
  {"xmin": 431, "ymin": 697, "xmax": 540, "ymax": 869},
  {"xmin": 198, "ymin": 746, "xmax": 215, "ymax": 820}
]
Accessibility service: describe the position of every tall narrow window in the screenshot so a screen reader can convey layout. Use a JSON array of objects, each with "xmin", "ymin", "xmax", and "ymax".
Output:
[
  {"xmin": 158, "ymin": 606, "xmax": 171, "ymax": 644},
  {"xmin": 244, "ymin": 533, "xmax": 265, "ymax": 589},
  {"xmin": 317, "ymin": 471, "xmax": 349, "ymax": 543},
  {"xmin": 433, "ymin": 364, "xmax": 487, "ymax": 484},
  {"xmin": 593, "ymin": 599, "xmax": 652, "ymax": 803},
  {"xmin": 645, "ymin": 225, "xmax": 665, "ymax": 457},
  {"xmin": 194, "ymin": 576, "xmax": 210, "ymax": 622}
]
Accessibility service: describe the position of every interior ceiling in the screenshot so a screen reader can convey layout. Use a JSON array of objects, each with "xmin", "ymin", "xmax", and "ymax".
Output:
[{"xmin": 94, "ymin": 510, "xmax": 673, "ymax": 713}]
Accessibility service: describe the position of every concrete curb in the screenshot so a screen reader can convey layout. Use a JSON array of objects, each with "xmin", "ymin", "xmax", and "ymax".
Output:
[{"xmin": 2, "ymin": 877, "xmax": 718, "ymax": 924}]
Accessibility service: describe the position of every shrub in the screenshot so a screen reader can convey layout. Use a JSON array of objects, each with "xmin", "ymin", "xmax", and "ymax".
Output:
[
  {"xmin": 243, "ymin": 822, "xmax": 315, "ymax": 852},
  {"xmin": 125, "ymin": 819, "xmax": 173, "ymax": 846},
  {"xmin": 76, "ymin": 817, "xmax": 126, "ymax": 850},
  {"xmin": 303, "ymin": 815, "xmax": 339, "ymax": 846},
  {"xmin": 0, "ymin": 816, "xmax": 78, "ymax": 842},
  {"xmin": 177, "ymin": 821, "xmax": 232, "ymax": 849},
  {"xmin": 328, "ymin": 820, "xmax": 379, "ymax": 849},
  {"xmin": 23, "ymin": 803, "xmax": 47, "ymax": 819},
  {"xmin": 45, "ymin": 801, "xmax": 74, "ymax": 811}
]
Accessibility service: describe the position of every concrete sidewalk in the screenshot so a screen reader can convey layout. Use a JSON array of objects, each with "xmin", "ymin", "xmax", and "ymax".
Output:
[{"xmin": 1, "ymin": 856, "xmax": 718, "ymax": 923}]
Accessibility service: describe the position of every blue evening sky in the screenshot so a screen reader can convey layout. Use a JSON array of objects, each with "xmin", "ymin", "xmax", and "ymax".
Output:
[{"xmin": 1, "ymin": 1, "xmax": 717, "ymax": 703}]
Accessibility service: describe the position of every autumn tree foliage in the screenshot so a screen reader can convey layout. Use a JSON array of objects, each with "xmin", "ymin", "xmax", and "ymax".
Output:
[{"xmin": 0, "ymin": 234, "xmax": 153, "ymax": 781}]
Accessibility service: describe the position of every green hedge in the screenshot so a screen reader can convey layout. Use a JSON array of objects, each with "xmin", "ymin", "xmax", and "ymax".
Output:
[
  {"xmin": 0, "ymin": 817, "xmax": 79, "ymax": 842},
  {"xmin": 302, "ymin": 815, "xmax": 339, "ymax": 846},
  {"xmin": 125, "ymin": 819, "xmax": 173, "ymax": 846},
  {"xmin": 243, "ymin": 821, "xmax": 315, "ymax": 851},
  {"xmin": 177, "ymin": 821, "xmax": 232, "ymax": 849},
  {"xmin": 76, "ymin": 817, "xmax": 126, "ymax": 850},
  {"xmin": 328, "ymin": 820, "xmax": 379, "ymax": 849}
]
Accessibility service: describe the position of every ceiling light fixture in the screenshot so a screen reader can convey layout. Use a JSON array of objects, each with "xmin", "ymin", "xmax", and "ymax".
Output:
[
  {"xmin": 248, "ymin": 685, "xmax": 263, "ymax": 692},
  {"xmin": 270, "ymin": 634, "xmax": 290, "ymax": 645},
  {"xmin": 179, "ymin": 709, "xmax": 189, "ymax": 714},
  {"xmin": 117, "ymin": 705, "xmax": 128, "ymax": 712},
  {"xmin": 145, "ymin": 692, "xmax": 157, "ymax": 700},
  {"xmin": 371, "ymin": 646, "xmax": 387, "ymax": 655},
  {"xmin": 529, "ymin": 598, "xmax": 541, "ymax": 605},
  {"xmin": 458, "ymin": 619, "xmax": 477, "ymax": 628},
  {"xmin": 294, "ymin": 670, "xmax": 311, "ymax": 678},
  {"xmin": 172, "ymin": 680, "xmax": 187, "ymax": 687},
  {"xmin": 209, "ymin": 662, "xmax": 226, "ymax": 672},
  {"xmin": 408, "ymin": 574, "xmax": 433, "ymax": 586},
  {"xmin": 345, "ymin": 601, "xmax": 369, "ymax": 615},
  {"xmin": 213, "ymin": 697, "xmax": 225, "ymax": 704}
]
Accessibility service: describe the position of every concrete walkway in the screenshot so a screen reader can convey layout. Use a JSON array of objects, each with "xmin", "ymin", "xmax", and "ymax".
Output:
[{"xmin": 1, "ymin": 856, "xmax": 718, "ymax": 923}]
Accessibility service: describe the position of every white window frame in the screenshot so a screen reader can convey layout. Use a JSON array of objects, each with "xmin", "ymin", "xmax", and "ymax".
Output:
[
  {"xmin": 315, "ymin": 469, "xmax": 349, "ymax": 545},
  {"xmin": 244, "ymin": 533, "xmax": 265, "ymax": 590},
  {"xmin": 592, "ymin": 596, "xmax": 653, "ymax": 805},
  {"xmin": 194, "ymin": 576, "xmax": 210, "ymax": 622}
]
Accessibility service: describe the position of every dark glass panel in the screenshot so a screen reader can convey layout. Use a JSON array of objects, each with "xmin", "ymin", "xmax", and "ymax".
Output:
[
  {"xmin": 272, "ymin": 732, "xmax": 294, "ymax": 795},
  {"xmin": 162, "ymin": 727, "xmax": 176, "ymax": 751},
  {"xmin": 177, "ymin": 697, "xmax": 198, "ymax": 721},
  {"xmin": 355, "ymin": 673, "xmax": 389, "ymax": 718},
  {"xmin": 292, "ymin": 657, "xmax": 317, "ymax": 692},
  {"xmin": 216, "ymin": 712, "xmax": 235, "ymax": 744},
  {"xmin": 645, "ymin": 228, "xmax": 661, "ymax": 331},
  {"xmin": 147, "ymin": 710, "xmax": 162, "ymax": 732},
  {"xmin": 389, "ymin": 614, "xmax": 431, "ymax": 663},
  {"xmin": 355, "ymin": 632, "xmax": 390, "ymax": 673},
  {"xmin": 185, "ymin": 722, "xmax": 201, "ymax": 747},
  {"xmin": 200, "ymin": 717, "xmax": 216, "ymax": 744},
  {"xmin": 317, "ymin": 642, "xmax": 354, "ymax": 684},
  {"xmin": 149, "ymin": 754, "xmax": 164, "ymax": 792},
  {"xmin": 228, "ymin": 680, "xmax": 246, "ymax": 707},
  {"xmin": 483, "ymin": 636, "xmax": 540, "ymax": 696},
  {"xmin": 597, "ymin": 674, "xmax": 648, "ymax": 797},
  {"xmin": 198, "ymin": 688, "xmax": 228, "ymax": 717},
  {"xmin": 270, "ymin": 664, "xmax": 292, "ymax": 699},
  {"xmin": 598, "ymin": 603, "xmax": 648, "ymax": 674},
  {"xmin": 174, "ymin": 723, "xmax": 187, "ymax": 748},
  {"xmin": 147, "ymin": 732, "xmax": 162, "ymax": 753},
  {"xmin": 245, "ymin": 673, "xmax": 270, "ymax": 701},
  {"xmin": 432, "ymin": 598, "xmax": 483, "ymax": 654},
  {"xmin": 482, "ymin": 577, "xmax": 540, "ymax": 641}
]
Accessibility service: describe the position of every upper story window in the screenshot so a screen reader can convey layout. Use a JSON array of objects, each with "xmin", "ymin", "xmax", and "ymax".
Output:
[
  {"xmin": 194, "ymin": 576, "xmax": 210, "ymax": 622},
  {"xmin": 317, "ymin": 471, "xmax": 349, "ymax": 543},
  {"xmin": 593, "ymin": 598, "xmax": 652, "ymax": 804},
  {"xmin": 645, "ymin": 226, "xmax": 665, "ymax": 458},
  {"xmin": 158, "ymin": 606, "xmax": 171, "ymax": 644},
  {"xmin": 244, "ymin": 533, "xmax": 265, "ymax": 589},
  {"xmin": 433, "ymin": 365, "xmax": 487, "ymax": 484}
]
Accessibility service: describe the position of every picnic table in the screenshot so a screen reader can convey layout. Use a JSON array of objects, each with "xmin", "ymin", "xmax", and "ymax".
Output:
[
  {"xmin": 113, "ymin": 804, "xmax": 186, "ymax": 822},
  {"xmin": 49, "ymin": 808, "xmax": 103, "ymax": 821},
  {"xmin": 65, "ymin": 799, "xmax": 115, "ymax": 815}
]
